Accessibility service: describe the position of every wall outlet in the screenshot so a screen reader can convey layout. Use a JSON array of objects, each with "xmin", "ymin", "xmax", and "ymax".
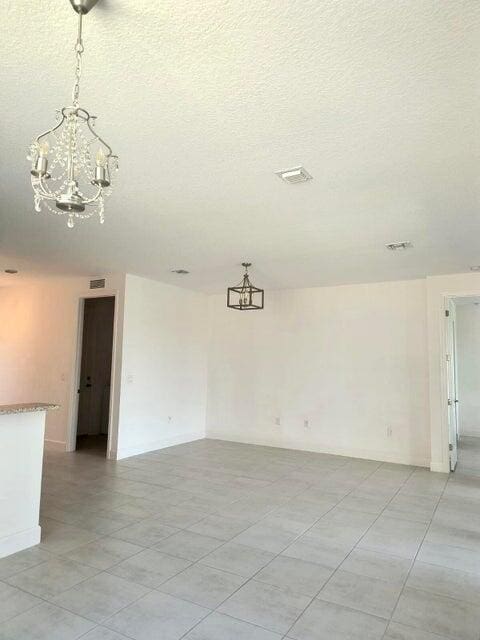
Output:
[
  {"xmin": 304, "ymin": 419, "xmax": 310, "ymax": 429},
  {"xmin": 275, "ymin": 417, "xmax": 281, "ymax": 426},
  {"xmin": 386, "ymin": 426, "xmax": 393, "ymax": 437}
]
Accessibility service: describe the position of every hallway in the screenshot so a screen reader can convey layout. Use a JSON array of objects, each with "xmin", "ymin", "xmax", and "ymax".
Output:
[
  {"xmin": 0, "ymin": 440, "xmax": 480, "ymax": 639},
  {"xmin": 457, "ymin": 436, "xmax": 480, "ymax": 477}
]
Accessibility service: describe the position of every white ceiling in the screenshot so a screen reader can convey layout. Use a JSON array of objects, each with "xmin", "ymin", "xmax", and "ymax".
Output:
[{"xmin": 1, "ymin": 0, "xmax": 480, "ymax": 293}]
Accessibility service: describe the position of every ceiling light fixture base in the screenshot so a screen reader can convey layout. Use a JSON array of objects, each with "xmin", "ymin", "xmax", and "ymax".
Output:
[{"xmin": 69, "ymin": 0, "xmax": 100, "ymax": 15}]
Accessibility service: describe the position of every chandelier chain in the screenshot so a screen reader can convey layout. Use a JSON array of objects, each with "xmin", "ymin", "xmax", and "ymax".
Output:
[{"xmin": 72, "ymin": 13, "xmax": 84, "ymax": 107}]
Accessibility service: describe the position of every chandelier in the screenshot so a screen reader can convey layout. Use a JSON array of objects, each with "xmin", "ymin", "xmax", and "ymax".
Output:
[
  {"xmin": 227, "ymin": 263, "xmax": 264, "ymax": 310},
  {"xmin": 28, "ymin": 0, "xmax": 118, "ymax": 228}
]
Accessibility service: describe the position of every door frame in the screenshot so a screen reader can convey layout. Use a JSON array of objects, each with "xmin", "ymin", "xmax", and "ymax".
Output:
[
  {"xmin": 67, "ymin": 289, "xmax": 120, "ymax": 458},
  {"xmin": 440, "ymin": 292, "xmax": 479, "ymax": 472},
  {"xmin": 445, "ymin": 298, "xmax": 459, "ymax": 470}
]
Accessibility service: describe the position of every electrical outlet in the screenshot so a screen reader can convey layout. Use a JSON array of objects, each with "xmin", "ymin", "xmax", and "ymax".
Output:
[
  {"xmin": 275, "ymin": 417, "xmax": 281, "ymax": 426},
  {"xmin": 304, "ymin": 419, "xmax": 310, "ymax": 429},
  {"xmin": 386, "ymin": 426, "xmax": 393, "ymax": 437}
]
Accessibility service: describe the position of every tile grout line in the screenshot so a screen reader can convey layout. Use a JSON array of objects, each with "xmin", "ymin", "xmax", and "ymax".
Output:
[
  {"xmin": 378, "ymin": 469, "xmax": 451, "ymax": 640},
  {"xmin": 5, "ymin": 445, "xmax": 463, "ymax": 640},
  {"xmin": 281, "ymin": 462, "xmax": 420, "ymax": 639},
  {"xmin": 173, "ymin": 459, "xmax": 391, "ymax": 639},
  {"xmin": 4, "ymin": 449, "xmax": 341, "ymax": 637}
]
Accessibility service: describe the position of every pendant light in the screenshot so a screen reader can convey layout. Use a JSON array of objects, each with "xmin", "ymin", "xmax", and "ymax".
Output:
[{"xmin": 227, "ymin": 263, "xmax": 264, "ymax": 310}]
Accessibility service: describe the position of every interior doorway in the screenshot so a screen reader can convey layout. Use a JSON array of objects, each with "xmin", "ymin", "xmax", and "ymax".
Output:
[
  {"xmin": 75, "ymin": 296, "xmax": 115, "ymax": 456},
  {"xmin": 446, "ymin": 296, "xmax": 480, "ymax": 476}
]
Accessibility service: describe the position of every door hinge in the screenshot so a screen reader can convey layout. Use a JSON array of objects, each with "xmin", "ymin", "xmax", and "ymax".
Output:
[
  {"xmin": 445, "ymin": 309, "xmax": 450, "ymax": 317},
  {"xmin": 449, "ymin": 444, "xmax": 453, "ymax": 451}
]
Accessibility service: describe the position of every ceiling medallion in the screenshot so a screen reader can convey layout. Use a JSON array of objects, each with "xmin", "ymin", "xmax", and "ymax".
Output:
[
  {"xmin": 227, "ymin": 263, "xmax": 264, "ymax": 311},
  {"xmin": 28, "ymin": 0, "xmax": 118, "ymax": 228}
]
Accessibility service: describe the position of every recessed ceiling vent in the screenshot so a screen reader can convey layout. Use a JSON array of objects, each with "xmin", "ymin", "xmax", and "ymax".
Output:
[
  {"xmin": 276, "ymin": 166, "xmax": 313, "ymax": 184},
  {"xmin": 89, "ymin": 278, "xmax": 106, "ymax": 289},
  {"xmin": 386, "ymin": 241, "xmax": 413, "ymax": 251}
]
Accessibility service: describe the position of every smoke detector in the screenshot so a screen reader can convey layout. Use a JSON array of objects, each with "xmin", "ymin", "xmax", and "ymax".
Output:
[
  {"xmin": 171, "ymin": 269, "xmax": 189, "ymax": 275},
  {"xmin": 276, "ymin": 166, "xmax": 313, "ymax": 184},
  {"xmin": 386, "ymin": 241, "xmax": 413, "ymax": 251}
]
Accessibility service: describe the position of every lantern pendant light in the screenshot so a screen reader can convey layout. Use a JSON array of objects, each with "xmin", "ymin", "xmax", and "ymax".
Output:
[{"xmin": 227, "ymin": 263, "xmax": 264, "ymax": 310}]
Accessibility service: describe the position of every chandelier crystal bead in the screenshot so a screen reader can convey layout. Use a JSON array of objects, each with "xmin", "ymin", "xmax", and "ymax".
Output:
[{"xmin": 28, "ymin": 1, "xmax": 118, "ymax": 228}]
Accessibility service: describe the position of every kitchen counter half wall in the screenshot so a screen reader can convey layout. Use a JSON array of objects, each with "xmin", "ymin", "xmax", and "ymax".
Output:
[{"xmin": 0, "ymin": 404, "xmax": 58, "ymax": 558}]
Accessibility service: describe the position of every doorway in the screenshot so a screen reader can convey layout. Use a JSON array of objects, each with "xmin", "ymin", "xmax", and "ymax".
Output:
[
  {"xmin": 75, "ymin": 296, "xmax": 115, "ymax": 456},
  {"xmin": 446, "ymin": 296, "xmax": 480, "ymax": 476}
]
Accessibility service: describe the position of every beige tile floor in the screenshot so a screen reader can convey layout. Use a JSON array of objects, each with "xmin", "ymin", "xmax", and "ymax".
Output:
[{"xmin": 1, "ymin": 438, "xmax": 480, "ymax": 640}]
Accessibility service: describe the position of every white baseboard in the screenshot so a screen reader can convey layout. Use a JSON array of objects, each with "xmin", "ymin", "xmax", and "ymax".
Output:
[
  {"xmin": 206, "ymin": 431, "xmax": 431, "ymax": 468},
  {"xmin": 44, "ymin": 439, "xmax": 66, "ymax": 452},
  {"xmin": 0, "ymin": 526, "xmax": 41, "ymax": 559},
  {"xmin": 116, "ymin": 431, "xmax": 205, "ymax": 460},
  {"xmin": 430, "ymin": 460, "xmax": 450, "ymax": 473}
]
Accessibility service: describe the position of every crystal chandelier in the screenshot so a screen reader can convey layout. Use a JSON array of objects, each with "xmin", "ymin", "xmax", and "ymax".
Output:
[
  {"xmin": 227, "ymin": 263, "xmax": 264, "ymax": 310},
  {"xmin": 28, "ymin": 0, "xmax": 118, "ymax": 228}
]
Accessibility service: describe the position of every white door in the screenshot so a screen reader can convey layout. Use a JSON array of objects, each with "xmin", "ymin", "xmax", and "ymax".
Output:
[{"xmin": 446, "ymin": 299, "xmax": 459, "ymax": 471}]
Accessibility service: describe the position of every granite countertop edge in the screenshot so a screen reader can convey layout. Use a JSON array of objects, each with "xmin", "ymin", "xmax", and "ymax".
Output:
[{"xmin": 0, "ymin": 403, "xmax": 60, "ymax": 415}]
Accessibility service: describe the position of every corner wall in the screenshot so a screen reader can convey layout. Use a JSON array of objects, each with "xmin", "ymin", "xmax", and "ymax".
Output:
[
  {"xmin": 206, "ymin": 279, "xmax": 431, "ymax": 466},
  {"xmin": 116, "ymin": 274, "xmax": 209, "ymax": 459}
]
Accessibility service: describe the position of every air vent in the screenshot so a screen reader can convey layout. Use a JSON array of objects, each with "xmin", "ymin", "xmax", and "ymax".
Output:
[
  {"xmin": 386, "ymin": 241, "xmax": 413, "ymax": 251},
  {"xmin": 89, "ymin": 278, "xmax": 106, "ymax": 289},
  {"xmin": 171, "ymin": 269, "xmax": 190, "ymax": 275},
  {"xmin": 276, "ymin": 166, "xmax": 313, "ymax": 184}
]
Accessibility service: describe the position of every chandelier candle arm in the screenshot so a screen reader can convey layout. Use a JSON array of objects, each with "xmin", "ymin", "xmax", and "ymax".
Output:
[{"xmin": 28, "ymin": 0, "xmax": 118, "ymax": 228}]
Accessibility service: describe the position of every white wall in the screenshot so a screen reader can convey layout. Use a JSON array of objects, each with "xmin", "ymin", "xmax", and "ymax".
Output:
[
  {"xmin": 0, "ymin": 275, "xmax": 125, "ymax": 452},
  {"xmin": 0, "ymin": 277, "xmax": 88, "ymax": 448},
  {"xmin": 206, "ymin": 279, "xmax": 431, "ymax": 467},
  {"xmin": 116, "ymin": 274, "xmax": 209, "ymax": 459},
  {"xmin": 456, "ymin": 304, "xmax": 480, "ymax": 438}
]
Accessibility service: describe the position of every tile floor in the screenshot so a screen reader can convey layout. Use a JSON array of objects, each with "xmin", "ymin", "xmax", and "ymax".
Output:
[{"xmin": 1, "ymin": 438, "xmax": 480, "ymax": 640}]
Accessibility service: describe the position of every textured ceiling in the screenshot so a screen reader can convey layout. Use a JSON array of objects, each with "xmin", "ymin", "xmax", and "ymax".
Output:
[{"xmin": 1, "ymin": 0, "xmax": 480, "ymax": 292}]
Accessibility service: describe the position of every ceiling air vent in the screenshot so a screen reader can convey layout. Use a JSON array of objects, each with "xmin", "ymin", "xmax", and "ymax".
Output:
[
  {"xmin": 386, "ymin": 241, "xmax": 413, "ymax": 251},
  {"xmin": 276, "ymin": 166, "xmax": 313, "ymax": 184},
  {"xmin": 89, "ymin": 278, "xmax": 106, "ymax": 289}
]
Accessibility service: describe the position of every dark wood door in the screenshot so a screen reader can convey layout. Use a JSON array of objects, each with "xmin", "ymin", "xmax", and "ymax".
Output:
[{"xmin": 77, "ymin": 297, "xmax": 115, "ymax": 438}]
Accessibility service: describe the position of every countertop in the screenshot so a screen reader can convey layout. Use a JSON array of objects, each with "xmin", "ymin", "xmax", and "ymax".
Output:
[{"xmin": 0, "ymin": 403, "xmax": 59, "ymax": 415}]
